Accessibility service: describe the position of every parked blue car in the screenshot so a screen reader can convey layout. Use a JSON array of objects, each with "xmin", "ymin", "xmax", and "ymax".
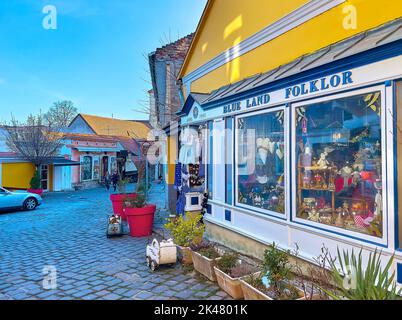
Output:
[{"xmin": 0, "ymin": 187, "xmax": 42, "ymax": 211}]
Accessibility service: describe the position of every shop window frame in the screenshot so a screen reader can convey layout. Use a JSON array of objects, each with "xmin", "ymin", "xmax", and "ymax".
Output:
[
  {"xmin": 234, "ymin": 105, "xmax": 289, "ymax": 220},
  {"xmin": 290, "ymin": 85, "xmax": 388, "ymax": 246}
]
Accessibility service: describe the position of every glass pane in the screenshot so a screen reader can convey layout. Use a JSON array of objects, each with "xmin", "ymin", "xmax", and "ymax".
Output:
[
  {"xmin": 295, "ymin": 91, "xmax": 383, "ymax": 238},
  {"xmin": 81, "ymin": 156, "xmax": 93, "ymax": 181},
  {"xmin": 397, "ymin": 81, "xmax": 402, "ymax": 248},
  {"xmin": 236, "ymin": 110, "xmax": 285, "ymax": 214},
  {"xmin": 226, "ymin": 118, "xmax": 233, "ymax": 205}
]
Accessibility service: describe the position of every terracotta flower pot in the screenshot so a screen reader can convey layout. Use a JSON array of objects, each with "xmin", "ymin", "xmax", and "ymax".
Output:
[
  {"xmin": 191, "ymin": 251, "xmax": 220, "ymax": 282},
  {"xmin": 109, "ymin": 193, "xmax": 137, "ymax": 220},
  {"xmin": 27, "ymin": 189, "xmax": 43, "ymax": 197},
  {"xmin": 177, "ymin": 246, "xmax": 193, "ymax": 265},
  {"xmin": 214, "ymin": 267, "xmax": 247, "ymax": 300},
  {"xmin": 124, "ymin": 204, "xmax": 156, "ymax": 237},
  {"xmin": 239, "ymin": 272, "xmax": 307, "ymax": 300}
]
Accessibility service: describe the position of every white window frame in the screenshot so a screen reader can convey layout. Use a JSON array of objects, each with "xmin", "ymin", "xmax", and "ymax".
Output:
[
  {"xmin": 291, "ymin": 85, "xmax": 388, "ymax": 246},
  {"xmin": 234, "ymin": 105, "xmax": 289, "ymax": 220}
]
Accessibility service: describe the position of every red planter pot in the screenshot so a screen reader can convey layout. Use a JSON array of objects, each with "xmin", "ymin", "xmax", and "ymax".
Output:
[
  {"xmin": 109, "ymin": 193, "xmax": 137, "ymax": 220},
  {"xmin": 124, "ymin": 205, "xmax": 156, "ymax": 237},
  {"xmin": 27, "ymin": 189, "xmax": 43, "ymax": 197}
]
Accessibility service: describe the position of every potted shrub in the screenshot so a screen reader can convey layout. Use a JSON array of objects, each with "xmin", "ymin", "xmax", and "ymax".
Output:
[
  {"xmin": 190, "ymin": 241, "xmax": 221, "ymax": 282},
  {"xmin": 164, "ymin": 212, "xmax": 205, "ymax": 265},
  {"xmin": 27, "ymin": 170, "xmax": 43, "ymax": 196},
  {"xmin": 109, "ymin": 176, "xmax": 136, "ymax": 220},
  {"xmin": 214, "ymin": 253, "xmax": 257, "ymax": 299},
  {"xmin": 239, "ymin": 243, "xmax": 305, "ymax": 300},
  {"xmin": 123, "ymin": 193, "xmax": 156, "ymax": 237}
]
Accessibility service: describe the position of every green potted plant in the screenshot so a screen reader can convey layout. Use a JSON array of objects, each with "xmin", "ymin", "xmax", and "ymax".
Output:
[
  {"xmin": 123, "ymin": 193, "xmax": 156, "ymax": 237},
  {"xmin": 110, "ymin": 175, "xmax": 137, "ymax": 220},
  {"xmin": 323, "ymin": 248, "xmax": 402, "ymax": 300},
  {"xmin": 239, "ymin": 243, "xmax": 305, "ymax": 300},
  {"xmin": 27, "ymin": 169, "xmax": 43, "ymax": 196},
  {"xmin": 190, "ymin": 241, "xmax": 221, "ymax": 282},
  {"xmin": 164, "ymin": 212, "xmax": 205, "ymax": 265},
  {"xmin": 214, "ymin": 253, "xmax": 257, "ymax": 299}
]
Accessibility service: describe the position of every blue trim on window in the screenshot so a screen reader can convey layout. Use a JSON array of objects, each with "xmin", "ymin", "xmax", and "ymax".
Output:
[
  {"xmin": 207, "ymin": 204, "xmax": 212, "ymax": 215},
  {"xmin": 201, "ymin": 40, "xmax": 402, "ymax": 111},
  {"xmin": 393, "ymin": 81, "xmax": 398, "ymax": 248},
  {"xmin": 191, "ymin": 196, "xmax": 199, "ymax": 206},
  {"xmin": 207, "ymin": 121, "xmax": 213, "ymax": 200},
  {"xmin": 225, "ymin": 209, "xmax": 232, "ymax": 222},
  {"xmin": 397, "ymin": 263, "xmax": 402, "ymax": 284},
  {"xmin": 225, "ymin": 117, "xmax": 233, "ymax": 205}
]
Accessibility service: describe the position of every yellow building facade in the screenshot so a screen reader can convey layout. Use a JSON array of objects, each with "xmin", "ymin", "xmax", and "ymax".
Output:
[
  {"xmin": 179, "ymin": 0, "xmax": 402, "ymax": 95},
  {"xmin": 177, "ymin": 0, "xmax": 402, "ymax": 284}
]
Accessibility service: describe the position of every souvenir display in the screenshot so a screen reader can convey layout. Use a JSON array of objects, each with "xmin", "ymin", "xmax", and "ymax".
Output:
[
  {"xmin": 296, "ymin": 91, "xmax": 383, "ymax": 238},
  {"xmin": 237, "ymin": 111, "xmax": 285, "ymax": 214}
]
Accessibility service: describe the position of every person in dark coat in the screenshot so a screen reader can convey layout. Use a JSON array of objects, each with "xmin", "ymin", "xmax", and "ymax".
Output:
[{"xmin": 111, "ymin": 171, "xmax": 119, "ymax": 192}]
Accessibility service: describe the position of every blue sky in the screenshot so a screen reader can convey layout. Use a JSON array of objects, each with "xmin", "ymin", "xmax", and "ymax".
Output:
[{"xmin": 0, "ymin": 0, "xmax": 206, "ymax": 122}]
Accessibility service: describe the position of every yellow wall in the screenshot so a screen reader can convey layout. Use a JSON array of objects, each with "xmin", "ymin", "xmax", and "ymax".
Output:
[
  {"xmin": 1, "ymin": 163, "xmax": 54, "ymax": 191},
  {"xmin": 182, "ymin": 0, "xmax": 402, "ymax": 94},
  {"xmin": 2, "ymin": 163, "xmax": 36, "ymax": 189},
  {"xmin": 167, "ymin": 135, "xmax": 178, "ymax": 185}
]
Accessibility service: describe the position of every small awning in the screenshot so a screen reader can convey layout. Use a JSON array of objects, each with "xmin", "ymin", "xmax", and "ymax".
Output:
[
  {"xmin": 75, "ymin": 147, "xmax": 121, "ymax": 153},
  {"xmin": 52, "ymin": 158, "xmax": 80, "ymax": 167}
]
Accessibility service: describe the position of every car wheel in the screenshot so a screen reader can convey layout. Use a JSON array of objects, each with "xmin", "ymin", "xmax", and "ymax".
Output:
[{"xmin": 23, "ymin": 197, "xmax": 37, "ymax": 211}]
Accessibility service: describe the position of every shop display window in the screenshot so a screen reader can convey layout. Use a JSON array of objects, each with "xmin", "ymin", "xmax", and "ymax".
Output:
[
  {"xmin": 236, "ymin": 109, "xmax": 285, "ymax": 214},
  {"xmin": 81, "ymin": 156, "xmax": 93, "ymax": 181},
  {"xmin": 295, "ymin": 90, "xmax": 383, "ymax": 238}
]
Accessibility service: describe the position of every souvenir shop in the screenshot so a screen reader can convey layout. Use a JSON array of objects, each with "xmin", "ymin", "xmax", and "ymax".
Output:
[{"xmin": 177, "ymin": 28, "xmax": 402, "ymax": 273}]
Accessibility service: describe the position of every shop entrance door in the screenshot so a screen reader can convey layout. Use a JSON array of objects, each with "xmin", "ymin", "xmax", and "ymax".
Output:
[
  {"xmin": 102, "ymin": 156, "xmax": 109, "ymax": 179},
  {"xmin": 40, "ymin": 164, "xmax": 49, "ymax": 191}
]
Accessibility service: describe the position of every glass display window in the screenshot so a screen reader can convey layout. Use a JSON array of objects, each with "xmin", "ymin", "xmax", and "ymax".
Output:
[
  {"xmin": 293, "ymin": 88, "xmax": 385, "ymax": 240},
  {"xmin": 81, "ymin": 155, "xmax": 93, "ymax": 181},
  {"xmin": 235, "ymin": 107, "xmax": 286, "ymax": 216}
]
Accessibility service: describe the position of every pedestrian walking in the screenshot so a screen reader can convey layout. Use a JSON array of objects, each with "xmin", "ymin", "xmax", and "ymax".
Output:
[
  {"xmin": 111, "ymin": 171, "xmax": 119, "ymax": 192},
  {"xmin": 104, "ymin": 172, "xmax": 110, "ymax": 191}
]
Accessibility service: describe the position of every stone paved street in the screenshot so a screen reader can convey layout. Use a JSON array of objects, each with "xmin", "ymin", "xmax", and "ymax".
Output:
[{"xmin": 0, "ymin": 185, "xmax": 229, "ymax": 300}]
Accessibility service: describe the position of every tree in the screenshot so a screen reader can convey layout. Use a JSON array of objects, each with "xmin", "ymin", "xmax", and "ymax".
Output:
[
  {"xmin": 4, "ymin": 113, "xmax": 64, "ymax": 167},
  {"xmin": 44, "ymin": 100, "xmax": 78, "ymax": 128}
]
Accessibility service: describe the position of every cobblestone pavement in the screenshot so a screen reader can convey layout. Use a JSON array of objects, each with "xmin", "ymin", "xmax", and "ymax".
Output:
[{"xmin": 0, "ymin": 185, "xmax": 229, "ymax": 300}]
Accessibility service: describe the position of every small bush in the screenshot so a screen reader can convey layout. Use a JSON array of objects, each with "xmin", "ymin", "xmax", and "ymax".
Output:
[
  {"xmin": 164, "ymin": 212, "xmax": 205, "ymax": 247},
  {"xmin": 30, "ymin": 170, "xmax": 41, "ymax": 189},
  {"xmin": 191, "ymin": 241, "xmax": 220, "ymax": 259},
  {"xmin": 124, "ymin": 194, "xmax": 146, "ymax": 208},
  {"xmin": 216, "ymin": 253, "xmax": 238, "ymax": 275}
]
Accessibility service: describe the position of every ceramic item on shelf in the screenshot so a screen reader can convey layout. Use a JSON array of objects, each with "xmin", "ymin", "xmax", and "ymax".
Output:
[
  {"xmin": 317, "ymin": 152, "xmax": 329, "ymax": 169},
  {"xmin": 307, "ymin": 207, "xmax": 320, "ymax": 222}
]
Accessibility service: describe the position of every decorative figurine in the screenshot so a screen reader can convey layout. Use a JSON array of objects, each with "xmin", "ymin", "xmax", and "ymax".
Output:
[
  {"xmin": 303, "ymin": 171, "xmax": 311, "ymax": 188},
  {"xmin": 339, "ymin": 162, "xmax": 353, "ymax": 188},
  {"xmin": 317, "ymin": 152, "xmax": 329, "ymax": 169},
  {"xmin": 374, "ymin": 179, "xmax": 382, "ymax": 218},
  {"xmin": 314, "ymin": 172, "xmax": 323, "ymax": 188},
  {"xmin": 307, "ymin": 207, "xmax": 320, "ymax": 222},
  {"xmin": 253, "ymin": 194, "xmax": 262, "ymax": 207}
]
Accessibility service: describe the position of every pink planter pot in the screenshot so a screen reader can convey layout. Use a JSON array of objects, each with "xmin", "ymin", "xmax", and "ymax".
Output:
[
  {"xmin": 27, "ymin": 189, "xmax": 43, "ymax": 197},
  {"xmin": 109, "ymin": 193, "xmax": 137, "ymax": 220},
  {"xmin": 124, "ymin": 204, "xmax": 156, "ymax": 237}
]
